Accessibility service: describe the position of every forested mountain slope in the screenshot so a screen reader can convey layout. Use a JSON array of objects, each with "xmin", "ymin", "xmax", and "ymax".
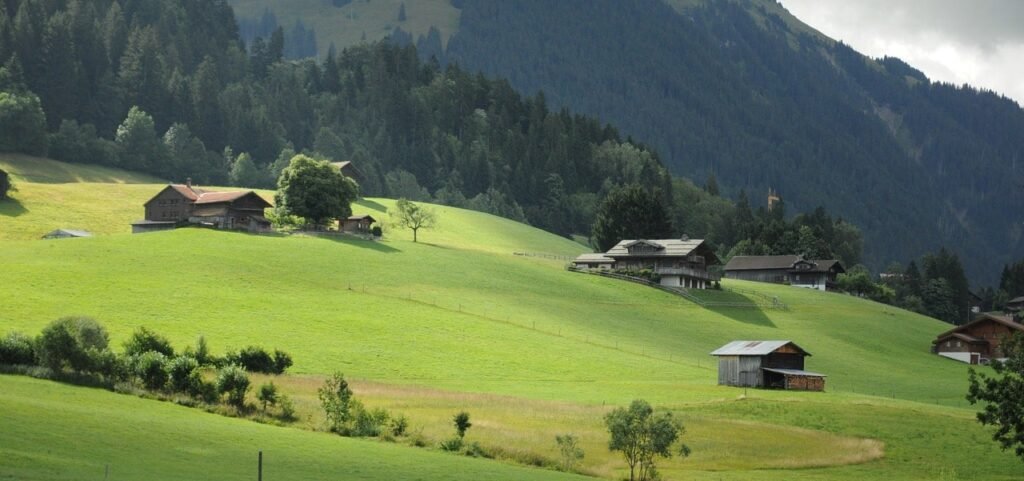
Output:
[
  {"xmin": 439, "ymin": 0, "xmax": 1024, "ymax": 284},
  {"xmin": 228, "ymin": 0, "xmax": 1024, "ymax": 284}
]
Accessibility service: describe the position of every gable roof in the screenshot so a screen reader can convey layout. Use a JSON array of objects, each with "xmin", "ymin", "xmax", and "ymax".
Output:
[
  {"xmin": 344, "ymin": 214, "xmax": 376, "ymax": 222},
  {"xmin": 710, "ymin": 340, "xmax": 811, "ymax": 356},
  {"xmin": 607, "ymin": 238, "xmax": 707, "ymax": 257},
  {"xmin": 934, "ymin": 313, "xmax": 1024, "ymax": 341},
  {"xmin": 43, "ymin": 229, "xmax": 92, "ymax": 238},
  {"xmin": 1007, "ymin": 296, "xmax": 1024, "ymax": 305},
  {"xmin": 724, "ymin": 255, "xmax": 844, "ymax": 273},
  {"xmin": 725, "ymin": 255, "xmax": 802, "ymax": 271},
  {"xmin": 573, "ymin": 253, "xmax": 615, "ymax": 264}
]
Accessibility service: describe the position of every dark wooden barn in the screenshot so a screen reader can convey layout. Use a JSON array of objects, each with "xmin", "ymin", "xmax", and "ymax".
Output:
[{"xmin": 710, "ymin": 340, "xmax": 825, "ymax": 391}]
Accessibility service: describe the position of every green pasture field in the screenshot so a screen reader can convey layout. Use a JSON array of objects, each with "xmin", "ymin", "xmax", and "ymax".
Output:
[{"xmin": 0, "ymin": 156, "xmax": 1021, "ymax": 480}]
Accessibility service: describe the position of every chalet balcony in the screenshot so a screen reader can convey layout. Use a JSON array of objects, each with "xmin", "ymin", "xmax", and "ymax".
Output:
[{"xmin": 655, "ymin": 266, "xmax": 721, "ymax": 281}]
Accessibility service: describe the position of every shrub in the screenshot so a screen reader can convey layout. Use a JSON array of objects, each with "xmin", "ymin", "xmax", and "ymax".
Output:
[
  {"xmin": 389, "ymin": 414, "xmax": 409, "ymax": 437},
  {"xmin": 464, "ymin": 441, "xmax": 492, "ymax": 458},
  {"xmin": 555, "ymin": 434, "xmax": 585, "ymax": 472},
  {"xmin": 0, "ymin": 332, "xmax": 36, "ymax": 365},
  {"xmin": 216, "ymin": 365, "xmax": 251, "ymax": 408},
  {"xmin": 278, "ymin": 394, "xmax": 296, "ymax": 421},
  {"xmin": 453, "ymin": 411, "xmax": 472, "ymax": 438},
  {"xmin": 124, "ymin": 327, "xmax": 175, "ymax": 357},
  {"xmin": 193, "ymin": 335, "xmax": 212, "ymax": 365},
  {"xmin": 439, "ymin": 437, "xmax": 464, "ymax": 452},
  {"xmin": 319, "ymin": 372, "xmax": 355, "ymax": 433},
  {"xmin": 257, "ymin": 382, "xmax": 279, "ymax": 413},
  {"xmin": 166, "ymin": 356, "xmax": 200, "ymax": 393},
  {"xmin": 272, "ymin": 349, "xmax": 293, "ymax": 374},
  {"xmin": 133, "ymin": 351, "xmax": 169, "ymax": 390},
  {"xmin": 371, "ymin": 225, "xmax": 383, "ymax": 237},
  {"xmin": 228, "ymin": 346, "xmax": 291, "ymax": 374},
  {"xmin": 351, "ymin": 405, "xmax": 389, "ymax": 437},
  {"xmin": 36, "ymin": 317, "xmax": 110, "ymax": 373}
]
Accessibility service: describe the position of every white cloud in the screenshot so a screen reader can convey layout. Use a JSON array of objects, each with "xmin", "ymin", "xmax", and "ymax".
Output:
[{"xmin": 780, "ymin": 0, "xmax": 1024, "ymax": 104}]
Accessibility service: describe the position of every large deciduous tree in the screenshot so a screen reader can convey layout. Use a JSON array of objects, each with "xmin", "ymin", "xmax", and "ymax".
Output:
[
  {"xmin": 390, "ymin": 198, "xmax": 437, "ymax": 243},
  {"xmin": 275, "ymin": 154, "xmax": 358, "ymax": 228},
  {"xmin": 591, "ymin": 184, "xmax": 673, "ymax": 252},
  {"xmin": 605, "ymin": 399, "xmax": 689, "ymax": 481},
  {"xmin": 968, "ymin": 333, "xmax": 1024, "ymax": 462}
]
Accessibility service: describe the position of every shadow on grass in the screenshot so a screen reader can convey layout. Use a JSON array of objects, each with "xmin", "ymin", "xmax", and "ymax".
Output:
[
  {"xmin": 314, "ymin": 234, "xmax": 401, "ymax": 253},
  {"xmin": 705, "ymin": 305, "xmax": 776, "ymax": 327},
  {"xmin": 357, "ymin": 199, "xmax": 389, "ymax": 213},
  {"xmin": 0, "ymin": 197, "xmax": 27, "ymax": 217}
]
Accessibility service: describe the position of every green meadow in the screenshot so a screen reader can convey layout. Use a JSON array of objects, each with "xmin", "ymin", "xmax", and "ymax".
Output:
[{"xmin": 0, "ymin": 155, "xmax": 1021, "ymax": 480}]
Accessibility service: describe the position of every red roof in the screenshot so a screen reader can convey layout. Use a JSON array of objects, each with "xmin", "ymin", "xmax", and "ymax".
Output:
[
  {"xmin": 169, "ymin": 184, "xmax": 204, "ymax": 200},
  {"xmin": 194, "ymin": 191, "xmax": 251, "ymax": 204}
]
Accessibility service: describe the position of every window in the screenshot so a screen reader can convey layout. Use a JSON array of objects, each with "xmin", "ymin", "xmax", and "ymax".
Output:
[{"xmin": 956, "ymin": 341, "xmax": 962, "ymax": 347}]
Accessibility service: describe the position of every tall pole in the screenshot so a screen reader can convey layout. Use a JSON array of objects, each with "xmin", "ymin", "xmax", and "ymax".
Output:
[{"xmin": 258, "ymin": 450, "xmax": 263, "ymax": 481}]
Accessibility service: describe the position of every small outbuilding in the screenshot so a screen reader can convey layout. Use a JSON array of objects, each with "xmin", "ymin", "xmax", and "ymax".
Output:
[
  {"xmin": 339, "ymin": 214, "xmax": 376, "ymax": 233},
  {"xmin": 42, "ymin": 229, "xmax": 93, "ymax": 239},
  {"xmin": 710, "ymin": 340, "xmax": 825, "ymax": 391}
]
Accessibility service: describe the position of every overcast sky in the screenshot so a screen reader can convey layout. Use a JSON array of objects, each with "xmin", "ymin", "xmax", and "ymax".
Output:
[{"xmin": 780, "ymin": 0, "xmax": 1024, "ymax": 105}]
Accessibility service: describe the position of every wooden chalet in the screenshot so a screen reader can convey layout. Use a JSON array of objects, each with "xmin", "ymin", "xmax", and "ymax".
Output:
[
  {"xmin": 723, "ymin": 255, "xmax": 845, "ymax": 291},
  {"xmin": 340, "ymin": 214, "xmax": 376, "ymax": 233},
  {"xmin": 711, "ymin": 340, "xmax": 825, "ymax": 391},
  {"xmin": 932, "ymin": 313, "xmax": 1024, "ymax": 364},
  {"xmin": 572, "ymin": 237, "xmax": 721, "ymax": 289},
  {"xmin": 131, "ymin": 181, "xmax": 272, "ymax": 234},
  {"xmin": 330, "ymin": 161, "xmax": 364, "ymax": 186}
]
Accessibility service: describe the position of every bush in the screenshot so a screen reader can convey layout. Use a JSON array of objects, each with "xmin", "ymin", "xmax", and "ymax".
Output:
[
  {"xmin": 216, "ymin": 365, "xmax": 251, "ymax": 408},
  {"xmin": 0, "ymin": 332, "xmax": 36, "ymax": 365},
  {"xmin": 124, "ymin": 327, "xmax": 175, "ymax": 357},
  {"xmin": 389, "ymin": 414, "xmax": 409, "ymax": 437},
  {"xmin": 319, "ymin": 372, "xmax": 355, "ymax": 432},
  {"xmin": 257, "ymin": 382, "xmax": 279, "ymax": 413},
  {"xmin": 371, "ymin": 225, "xmax": 383, "ymax": 237},
  {"xmin": 278, "ymin": 394, "xmax": 297, "ymax": 421},
  {"xmin": 36, "ymin": 317, "xmax": 110, "ymax": 373},
  {"xmin": 133, "ymin": 351, "xmax": 169, "ymax": 390},
  {"xmin": 227, "ymin": 346, "xmax": 291, "ymax": 374},
  {"xmin": 272, "ymin": 349, "xmax": 293, "ymax": 374},
  {"xmin": 439, "ymin": 437, "xmax": 464, "ymax": 452},
  {"xmin": 166, "ymin": 356, "xmax": 200, "ymax": 393},
  {"xmin": 351, "ymin": 405, "xmax": 389, "ymax": 437},
  {"xmin": 453, "ymin": 411, "xmax": 472, "ymax": 438}
]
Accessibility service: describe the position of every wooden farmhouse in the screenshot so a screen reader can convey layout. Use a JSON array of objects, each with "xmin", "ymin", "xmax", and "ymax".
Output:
[
  {"xmin": 932, "ymin": 313, "xmax": 1024, "ymax": 364},
  {"xmin": 131, "ymin": 182, "xmax": 272, "ymax": 234},
  {"xmin": 723, "ymin": 255, "xmax": 845, "ymax": 291},
  {"xmin": 340, "ymin": 214, "xmax": 376, "ymax": 233},
  {"xmin": 571, "ymin": 237, "xmax": 721, "ymax": 289},
  {"xmin": 711, "ymin": 340, "xmax": 825, "ymax": 391},
  {"xmin": 330, "ymin": 161, "xmax": 364, "ymax": 186}
]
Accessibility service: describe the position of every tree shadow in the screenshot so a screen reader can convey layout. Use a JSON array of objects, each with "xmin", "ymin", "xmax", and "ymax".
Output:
[
  {"xmin": 705, "ymin": 306, "xmax": 776, "ymax": 327},
  {"xmin": 0, "ymin": 197, "xmax": 28, "ymax": 217},
  {"xmin": 313, "ymin": 234, "xmax": 401, "ymax": 253},
  {"xmin": 356, "ymin": 199, "xmax": 389, "ymax": 214}
]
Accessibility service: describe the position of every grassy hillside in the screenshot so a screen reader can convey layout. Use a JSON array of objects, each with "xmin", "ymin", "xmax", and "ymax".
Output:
[
  {"xmin": 1, "ymin": 158, "xmax": 1022, "ymax": 480},
  {"xmin": 228, "ymin": 0, "xmax": 460, "ymax": 56},
  {"xmin": 0, "ymin": 375, "xmax": 587, "ymax": 481}
]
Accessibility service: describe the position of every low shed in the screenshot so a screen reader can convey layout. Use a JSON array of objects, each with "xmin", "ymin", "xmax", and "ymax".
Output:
[
  {"xmin": 710, "ymin": 340, "xmax": 825, "ymax": 391},
  {"xmin": 42, "ymin": 229, "xmax": 93, "ymax": 239}
]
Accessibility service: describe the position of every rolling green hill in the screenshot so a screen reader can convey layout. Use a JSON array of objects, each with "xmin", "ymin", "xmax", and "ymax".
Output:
[{"xmin": 1, "ymin": 158, "xmax": 1021, "ymax": 480}]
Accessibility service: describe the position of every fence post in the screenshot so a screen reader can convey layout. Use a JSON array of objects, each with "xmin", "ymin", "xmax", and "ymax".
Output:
[{"xmin": 258, "ymin": 450, "xmax": 263, "ymax": 481}]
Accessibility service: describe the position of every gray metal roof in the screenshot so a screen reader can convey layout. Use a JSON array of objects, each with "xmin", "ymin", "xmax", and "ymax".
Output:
[
  {"xmin": 762, "ymin": 367, "xmax": 826, "ymax": 377},
  {"xmin": 710, "ymin": 340, "xmax": 810, "ymax": 356},
  {"xmin": 43, "ymin": 229, "xmax": 92, "ymax": 238},
  {"xmin": 573, "ymin": 253, "xmax": 615, "ymax": 263},
  {"xmin": 605, "ymin": 238, "xmax": 706, "ymax": 257}
]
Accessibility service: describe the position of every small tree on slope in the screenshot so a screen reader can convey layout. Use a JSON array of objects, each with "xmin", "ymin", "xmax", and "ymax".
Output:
[{"xmin": 968, "ymin": 332, "xmax": 1024, "ymax": 462}]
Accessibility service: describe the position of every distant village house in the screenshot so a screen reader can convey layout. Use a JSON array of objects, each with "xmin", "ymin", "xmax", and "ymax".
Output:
[
  {"xmin": 711, "ymin": 340, "xmax": 825, "ymax": 391},
  {"xmin": 932, "ymin": 313, "xmax": 1024, "ymax": 365},
  {"xmin": 573, "ymin": 237, "xmax": 721, "ymax": 289},
  {"xmin": 723, "ymin": 255, "xmax": 845, "ymax": 291},
  {"xmin": 131, "ymin": 181, "xmax": 272, "ymax": 234},
  {"xmin": 330, "ymin": 161, "xmax": 364, "ymax": 186}
]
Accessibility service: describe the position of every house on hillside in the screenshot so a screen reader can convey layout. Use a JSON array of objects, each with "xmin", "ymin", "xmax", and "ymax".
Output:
[
  {"xmin": 340, "ymin": 214, "xmax": 376, "ymax": 234},
  {"xmin": 711, "ymin": 340, "xmax": 825, "ymax": 391},
  {"xmin": 1004, "ymin": 296, "xmax": 1024, "ymax": 314},
  {"xmin": 131, "ymin": 181, "xmax": 272, "ymax": 234},
  {"xmin": 723, "ymin": 255, "xmax": 845, "ymax": 291},
  {"xmin": 330, "ymin": 161, "xmax": 364, "ymax": 186},
  {"xmin": 572, "ymin": 237, "xmax": 721, "ymax": 289},
  {"xmin": 42, "ymin": 229, "xmax": 93, "ymax": 239},
  {"xmin": 932, "ymin": 313, "xmax": 1024, "ymax": 364}
]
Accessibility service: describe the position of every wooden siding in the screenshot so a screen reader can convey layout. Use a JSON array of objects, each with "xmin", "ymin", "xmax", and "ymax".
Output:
[
  {"xmin": 717, "ymin": 355, "xmax": 764, "ymax": 387},
  {"xmin": 145, "ymin": 187, "xmax": 192, "ymax": 222}
]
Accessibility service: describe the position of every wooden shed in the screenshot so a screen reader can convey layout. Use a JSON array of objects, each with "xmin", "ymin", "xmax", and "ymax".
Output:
[{"xmin": 710, "ymin": 340, "xmax": 825, "ymax": 391}]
